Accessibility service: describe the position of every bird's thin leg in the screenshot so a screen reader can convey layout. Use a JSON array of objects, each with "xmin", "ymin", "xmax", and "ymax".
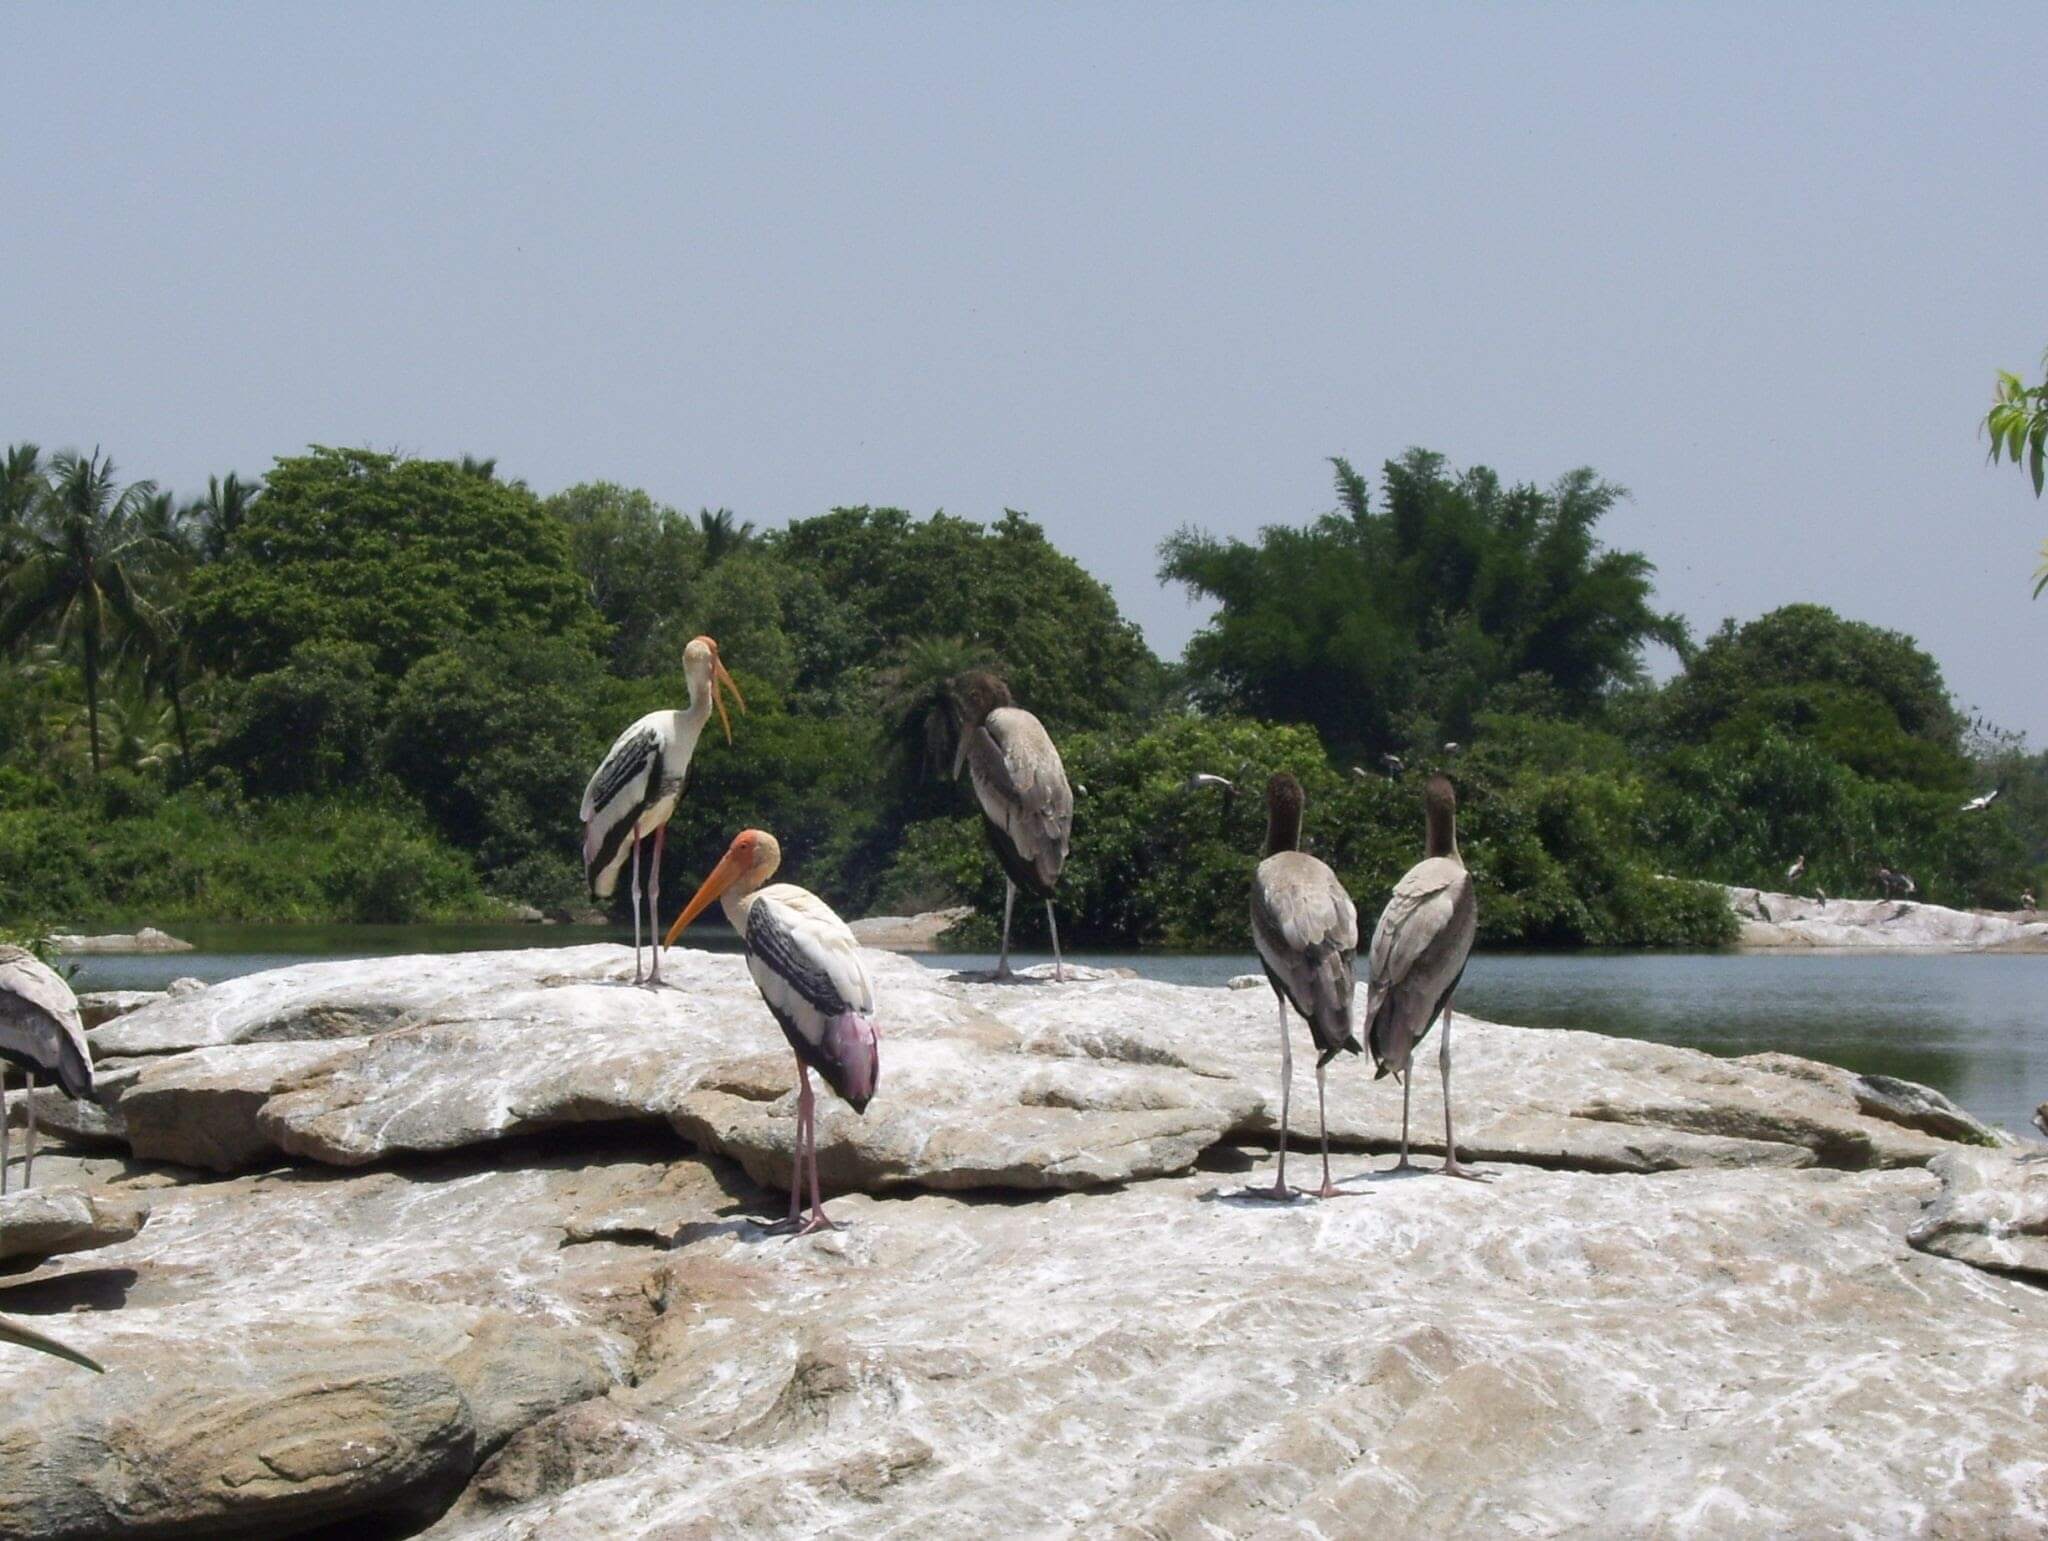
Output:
[
  {"xmin": 763, "ymin": 1065, "xmax": 808, "ymax": 1233},
  {"xmin": 1046, "ymin": 900, "xmax": 1065, "ymax": 984},
  {"xmin": 23, "ymin": 1068, "xmax": 35, "ymax": 1191},
  {"xmin": 1304, "ymin": 1060, "xmax": 1346, "ymax": 1199},
  {"xmin": 1393, "ymin": 1059, "xmax": 1416, "ymax": 1173},
  {"xmin": 795, "ymin": 1064, "xmax": 841, "ymax": 1235},
  {"xmin": 1438, "ymin": 1001, "xmax": 1489, "ymax": 1183},
  {"xmin": 1, "ymin": 1066, "xmax": 9, "ymax": 1195},
  {"xmin": 1246, "ymin": 997, "xmax": 1293, "ymax": 1200},
  {"xmin": 996, "ymin": 880, "xmax": 1015, "ymax": 979},
  {"xmin": 629, "ymin": 831, "xmax": 645, "ymax": 985},
  {"xmin": 647, "ymin": 823, "xmax": 666, "ymax": 987}
]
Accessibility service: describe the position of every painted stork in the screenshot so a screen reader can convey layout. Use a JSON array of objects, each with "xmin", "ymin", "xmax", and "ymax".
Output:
[
  {"xmin": 581, "ymin": 634, "xmax": 745, "ymax": 985},
  {"xmin": 0, "ymin": 1312, "xmax": 103, "ymax": 1372},
  {"xmin": 2023, "ymin": 890, "xmax": 2037, "ymax": 911},
  {"xmin": 1786, "ymin": 854, "xmax": 1806, "ymax": 884},
  {"xmin": 1961, "ymin": 787, "xmax": 2002, "ymax": 814},
  {"xmin": 1365, "ymin": 774, "xmax": 1484, "ymax": 1181},
  {"xmin": 1, "ymin": 945, "xmax": 96, "ymax": 1194},
  {"xmin": 1380, "ymin": 753, "xmax": 1405, "ymax": 776},
  {"xmin": 1875, "ymin": 864, "xmax": 1917, "ymax": 901},
  {"xmin": 1245, "ymin": 773, "xmax": 1361, "ymax": 1200},
  {"xmin": 949, "ymin": 672, "xmax": 1073, "ymax": 982},
  {"xmin": 664, "ymin": 830, "xmax": 879, "ymax": 1235}
]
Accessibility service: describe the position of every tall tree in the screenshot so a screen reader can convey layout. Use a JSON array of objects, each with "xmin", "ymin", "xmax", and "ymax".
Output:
[
  {"xmin": 1161, "ymin": 452, "xmax": 1686, "ymax": 757},
  {"xmin": 698, "ymin": 507, "xmax": 756, "ymax": 566},
  {"xmin": 0, "ymin": 450, "xmax": 158, "ymax": 774}
]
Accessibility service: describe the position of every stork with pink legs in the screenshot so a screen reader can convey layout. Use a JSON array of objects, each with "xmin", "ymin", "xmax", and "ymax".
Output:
[
  {"xmin": 665, "ymin": 829, "xmax": 880, "ymax": 1235},
  {"xmin": 580, "ymin": 635, "xmax": 745, "ymax": 985}
]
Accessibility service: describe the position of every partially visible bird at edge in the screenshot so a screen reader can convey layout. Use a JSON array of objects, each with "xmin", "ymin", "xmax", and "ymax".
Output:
[{"xmin": 1, "ymin": 944, "xmax": 97, "ymax": 1194}]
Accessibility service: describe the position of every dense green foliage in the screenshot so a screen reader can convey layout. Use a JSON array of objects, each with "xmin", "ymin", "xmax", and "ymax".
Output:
[{"xmin": 0, "ymin": 438, "xmax": 2040, "ymax": 943}]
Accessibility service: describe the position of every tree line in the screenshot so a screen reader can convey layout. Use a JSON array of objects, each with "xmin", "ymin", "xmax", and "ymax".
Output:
[{"xmin": 1, "ymin": 440, "xmax": 2040, "ymax": 945}]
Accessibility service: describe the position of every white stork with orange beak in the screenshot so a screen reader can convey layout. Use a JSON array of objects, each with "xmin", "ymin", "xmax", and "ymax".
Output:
[
  {"xmin": 665, "ymin": 829, "xmax": 880, "ymax": 1234},
  {"xmin": 581, "ymin": 635, "xmax": 744, "ymax": 985}
]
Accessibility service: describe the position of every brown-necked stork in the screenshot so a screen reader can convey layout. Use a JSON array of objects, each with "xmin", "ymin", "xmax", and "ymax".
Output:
[
  {"xmin": 0, "ymin": 1311, "xmax": 103, "ymax": 1372},
  {"xmin": 664, "ymin": 829, "xmax": 880, "ymax": 1235},
  {"xmin": 1245, "ymin": 772, "xmax": 1362, "ymax": 1200},
  {"xmin": 949, "ymin": 671, "xmax": 1073, "ymax": 981},
  {"xmin": 581, "ymin": 634, "xmax": 745, "ymax": 985},
  {"xmin": 1, "ymin": 945, "xmax": 96, "ymax": 1193},
  {"xmin": 1365, "ymin": 774, "xmax": 1484, "ymax": 1181}
]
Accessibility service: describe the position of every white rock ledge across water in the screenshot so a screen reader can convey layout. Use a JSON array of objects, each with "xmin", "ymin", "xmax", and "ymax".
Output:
[
  {"xmin": 0, "ymin": 944, "xmax": 2038, "ymax": 1538},
  {"xmin": 1727, "ymin": 884, "xmax": 2048, "ymax": 951}
]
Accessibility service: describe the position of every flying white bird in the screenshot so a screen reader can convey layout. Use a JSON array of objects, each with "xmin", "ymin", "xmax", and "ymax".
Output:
[{"xmin": 1960, "ymin": 788, "xmax": 2001, "ymax": 814}]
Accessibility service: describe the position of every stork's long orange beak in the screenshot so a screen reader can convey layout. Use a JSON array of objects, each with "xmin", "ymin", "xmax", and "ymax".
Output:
[
  {"xmin": 663, "ymin": 842, "xmax": 750, "ymax": 948},
  {"xmin": 713, "ymin": 656, "xmax": 746, "ymax": 745}
]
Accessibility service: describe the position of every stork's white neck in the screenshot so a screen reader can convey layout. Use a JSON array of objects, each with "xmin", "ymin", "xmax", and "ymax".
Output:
[{"xmin": 682, "ymin": 663, "xmax": 715, "ymax": 724}]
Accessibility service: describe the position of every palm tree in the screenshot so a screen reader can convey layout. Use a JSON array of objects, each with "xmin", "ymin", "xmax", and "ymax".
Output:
[
  {"xmin": 459, "ymin": 454, "xmax": 498, "ymax": 481},
  {"xmin": 697, "ymin": 507, "xmax": 756, "ymax": 566},
  {"xmin": 191, "ymin": 472, "xmax": 258, "ymax": 562},
  {"xmin": 874, "ymin": 634, "xmax": 999, "ymax": 783},
  {"xmin": 0, "ymin": 449, "xmax": 158, "ymax": 775},
  {"xmin": 0, "ymin": 443, "xmax": 46, "ymax": 564}
]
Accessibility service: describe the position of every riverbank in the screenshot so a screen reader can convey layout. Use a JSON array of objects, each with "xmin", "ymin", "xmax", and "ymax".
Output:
[
  {"xmin": 3, "ymin": 946, "xmax": 2044, "ymax": 1537},
  {"xmin": 1727, "ymin": 884, "xmax": 2048, "ymax": 952}
]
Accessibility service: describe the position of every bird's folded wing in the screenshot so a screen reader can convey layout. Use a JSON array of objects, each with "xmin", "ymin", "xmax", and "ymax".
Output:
[
  {"xmin": 1368, "ymin": 863, "xmax": 1467, "ymax": 987},
  {"xmin": 0, "ymin": 949, "xmax": 83, "ymax": 1036},
  {"xmin": 581, "ymin": 724, "xmax": 659, "ymax": 822},
  {"xmin": 971, "ymin": 713, "xmax": 1074, "ymax": 853},
  {"xmin": 747, "ymin": 890, "xmax": 877, "ymax": 1033}
]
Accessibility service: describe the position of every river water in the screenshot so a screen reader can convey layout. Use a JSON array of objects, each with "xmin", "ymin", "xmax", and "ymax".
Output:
[{"xmin": 66, "ymin": 925, "xmax": 2048, "ymax": 1139}]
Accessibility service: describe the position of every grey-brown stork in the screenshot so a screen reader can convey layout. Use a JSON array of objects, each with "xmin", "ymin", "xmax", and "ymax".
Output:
[
  {"xmin": 665, "ymin": 829, "xmax": 880, "ymax": 1235},
  {"xmin": 950, "ymin": 671, "xmax": 1073, "ymax": 981},
  {"xmin": 1246, "ymin": 773, "xmax": 1361, "ymax": 1199},
  {"xmin": 0, "ymin": 1311, "xmax": 103, "ymax": 1372},
  {"xmin": 1, "ymin": 945, "xmax": 96, "ymax": 1193},
  {"xmin": 581, "ymin": 634, "xmax": 745, "ymax": 985},
  {"xmin": 1365, "ymin": 774, "xmax": 1484, "ymax": 1180}
]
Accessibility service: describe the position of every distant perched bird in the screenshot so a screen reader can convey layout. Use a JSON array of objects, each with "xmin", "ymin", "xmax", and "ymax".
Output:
[
  {"xmin": 581, "ymin": 635, "xmax": 745, "ymax": 985},
  {"xmin": 665, "ymin": 830, "xmax": 879, "ymax": 1235},
  {"xmin": 1246, "ymin": 774, "xmax": 1361, "ymax": 1200},
  {"xmin": 1815, "ymin": 886, "xmax": 1830, "ymax": 908},
  {"xmin": 951, "ymin": 672, "xmax": 1074, "ymax": 981},
  {"xmin": 1380, "ymin": 753, "xmax": 1405, "ymax": 776},
  {"xmin": 1366, "ymin": 775, "xmax": 1484, "ymax": 1181},
  {"xmin": 1785, "ymin": 854, "xmax": 1806, "ymax": 884},
  {"xmin": 1440, "ymin": 742, "xmax": 1460, "ymax": 755},
  {"xmin": 2021, "ymin": 890, "xmax": 2036, "ymax": 911},
  {"xmin": 1184, "ymin": 771, "xmax": 1236, "ymax": 795},
  {"xmin": 1350, "ymin": 765, "xmax": 1370, "ymax": 780},
  {"xmin": 1875, "ymin": 865, "xmax": 1917, "ymax": 901},
  {"xmin": 1960, "ymin": 787, "xmax": 2002, "ymax": 814},
  {"xmin": 0, "ymin": 1311, "xmax": 103, "ymax": 1372},
  {"xmin": 1, "ymin": 945, "xmax": 96, "ymax": 1193}
]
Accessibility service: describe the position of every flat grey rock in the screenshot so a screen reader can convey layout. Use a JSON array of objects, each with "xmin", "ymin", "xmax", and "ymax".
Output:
[
  {"xmin": 48, "ymin": 927, "xmax": 192, "ymax": 955},
  {"xmin": 1908, "ymin": 1145, "xmax": 2048, "ymax": 1281},
  {"xmin": 0, "ymin": 1187, "xmax": 149, "ymax": 1263},
  {"xmin": 1728, "ymin": 885, "xmax": 2048, "ymax": 951}
]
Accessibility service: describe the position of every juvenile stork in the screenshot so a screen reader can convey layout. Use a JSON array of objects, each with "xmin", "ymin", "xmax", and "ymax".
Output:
[
  {"xmin": 1, "ymin": 945, "xmax": 96, "ymax": 1193},
  {"xmin": 1365, "ymin": 774, "xmax": 1484, "ymax": 1181},
  {"xmin": 581, "ymin": 634, "xmax": 745, "ymax": 985},
  {"xmin": 1785, "ymin": 854, "xmax": 1806, "ymax": 884},
  {"xmin": 1246, "ymin": 773, "xmax": 1361, "ymax": 1199},
  {"xmin": 950, "ymin": 672, "xmax": 1073, "ymax": 981},
  {"xmin": 665, "ymin": 830, "xmax": 880, "ymax": 1235}
]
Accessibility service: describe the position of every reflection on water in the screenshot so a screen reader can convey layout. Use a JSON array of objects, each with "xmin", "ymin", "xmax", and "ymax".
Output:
[{"xmin": 66, "ymin": 926, "xmax": 2048, "ymax": 1138}]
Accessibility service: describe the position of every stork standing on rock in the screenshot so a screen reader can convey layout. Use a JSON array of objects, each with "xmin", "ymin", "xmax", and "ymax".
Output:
[
  {"xmin": 1366, "ymin": 775, "xmax": 1485, "ymax": 1181},
  {"xmin": 581, "ymin": 635, "xmax": 745, "ymax": 985},
  {"xmin": 0, "ymin": 945, "xmax": 96, "ymax": 1193},
  {"xmin": 1786, "ymin": 854, "xmax": 1806, "ymax": 884},
  {"xmin": 665, "ymin": 829, "xmax": 879, "ymax": 1235},
  {"xmin": 1243, "ymin": 772, "xmax": 1361, "ymax": 1199},
  {"xmin": 950, "ymin": 672, "xmax": 1073, "ymax": 981}
]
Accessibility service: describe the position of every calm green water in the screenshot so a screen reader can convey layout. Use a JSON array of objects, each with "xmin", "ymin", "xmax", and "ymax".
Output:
[{"xmin": 67, "ymin": 926, "xmax": 2048, "ymax": 1139}]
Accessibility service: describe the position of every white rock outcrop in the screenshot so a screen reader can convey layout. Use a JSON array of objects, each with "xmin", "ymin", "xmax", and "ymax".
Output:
[
  {"xmin": 0, "ymin": 945, "xmax": 2037, "ymax": 1538},
  {"xmin": 1727, "ymin": 885, "xmax": 2048, "ymax": 950}
]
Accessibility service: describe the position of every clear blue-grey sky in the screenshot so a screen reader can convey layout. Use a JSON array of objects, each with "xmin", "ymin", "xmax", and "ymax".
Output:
[{"xmin": 6, "ymin": 6, "xmax": 2044, "ymax": 738}]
